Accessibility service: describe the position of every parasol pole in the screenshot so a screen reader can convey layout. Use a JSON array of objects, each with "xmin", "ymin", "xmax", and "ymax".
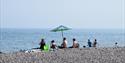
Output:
[{"xmin": 61, "ymin": 30, "xmax": 63, "ymax": 38}]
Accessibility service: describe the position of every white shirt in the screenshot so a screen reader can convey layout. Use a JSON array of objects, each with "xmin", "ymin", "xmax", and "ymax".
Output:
[
  {"xmin": 64, "ymin": 40, "xmax": 67, "ymax": 44},
  {"xmin": 74, "ymin": 41, "xmax": 78, "ymax": 44}
]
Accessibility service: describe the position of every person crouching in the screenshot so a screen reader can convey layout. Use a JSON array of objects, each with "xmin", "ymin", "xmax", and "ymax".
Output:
[{"xmin": 50, "ymin": 40, "xmax": 57, "ymax": 50}]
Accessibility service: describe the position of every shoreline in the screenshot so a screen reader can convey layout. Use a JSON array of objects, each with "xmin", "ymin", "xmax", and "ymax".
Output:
[
  {"xmin": 0, "ymin": 47, "xmax": 125, "ymax": 63},
  {"xmin": 1, "ymin": 46, "xmax": 125, "ymax": 53}
]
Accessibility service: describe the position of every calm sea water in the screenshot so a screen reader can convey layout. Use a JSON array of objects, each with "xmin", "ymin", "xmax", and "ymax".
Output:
[{"xmin": 0, "ymin": 28, "xmax": 125, "ymax": 53}]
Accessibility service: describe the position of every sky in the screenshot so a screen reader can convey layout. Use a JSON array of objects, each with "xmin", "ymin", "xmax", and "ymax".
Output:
[{"xmin": 0, "ymin": 0, "xmax": 125, "ymax": 29}]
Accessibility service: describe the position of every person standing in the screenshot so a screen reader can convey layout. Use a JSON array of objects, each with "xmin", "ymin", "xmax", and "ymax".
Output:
[{"xmin": 88, "ymin": 39, "xmax": 92, "ymax": 47}]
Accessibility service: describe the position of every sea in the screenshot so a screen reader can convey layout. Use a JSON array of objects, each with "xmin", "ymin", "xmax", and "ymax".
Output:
[{"xmin": 0, "ymin": 28, "xmax": 125, "ymax": 53}]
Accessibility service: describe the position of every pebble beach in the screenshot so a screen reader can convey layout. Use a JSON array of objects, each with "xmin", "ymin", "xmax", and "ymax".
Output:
[{"xmin": 0, "ymin": 47, "xmax": 125, "ymax": 63}]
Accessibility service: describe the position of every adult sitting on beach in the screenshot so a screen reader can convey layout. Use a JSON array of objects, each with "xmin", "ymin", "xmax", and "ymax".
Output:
[
  {"xmin": 58, "ymin": 37, "xmax": 67, "ymax": 48},
  {"xmin": 50, "ymin": 40, "xmax": 57, "ymax": 50},
  {"xmin": 93, "ymin": 39, "xmax": 97, "ymax": 47},
  {"xmin": 69, "ymin": 38, "xmax": 79, "ymax": 48},
  {"xmin": 88, "ymin": 39, "xmax": 92, "ymax": 47},
  {"xmin": 39, "ymin": 38, "xmax": 46, "ymax": 50}
]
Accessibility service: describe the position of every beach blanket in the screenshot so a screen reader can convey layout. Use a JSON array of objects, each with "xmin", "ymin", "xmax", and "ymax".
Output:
[{"xmin": 25, "ymin": 49, "xmax": 42, "ymax": 53}]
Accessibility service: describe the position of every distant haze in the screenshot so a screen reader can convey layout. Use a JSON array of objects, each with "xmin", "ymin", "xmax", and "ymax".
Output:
[{"xmin": 0, "ymin": 0, "xmax": 125, "ymax": 29}]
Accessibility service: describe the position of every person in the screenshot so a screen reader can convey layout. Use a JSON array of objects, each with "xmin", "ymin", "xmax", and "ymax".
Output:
[
  {"xmin": 39, "ymin": 38, "xmax": 46, "ymax": 50},
  {"xmin": 93, "ymin": 39, "xmax": 97, "ymax": 47},
  {"xmin": 88, "ymin": 39, "xmax": 92, "ymax": 47},
  {"xmin": 70, "ymin": 38, "xmax": 79, "ymax": 48},
  {"xmin": 115, "ymin": 42, "xmax": 118, "ymax": 46},
  {"xmin": 115, "ymin": 42, "xmax": 118, "ymax": 47},
  {"xmin": 50, "ymin": 40, "xmax": 57, "ymax": 50},
  {"xmin": 58, "ymin": 37, "xmax": 67, "ymax": 48},
  {"xmin": 0, "ymin": 52, "xmax": 2, "ymax": 54}
]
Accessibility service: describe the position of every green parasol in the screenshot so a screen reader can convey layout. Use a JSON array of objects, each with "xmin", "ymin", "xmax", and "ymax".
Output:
[{"xmin": 50, "ymin": 25, "xmax": 71, "ymax": 38}]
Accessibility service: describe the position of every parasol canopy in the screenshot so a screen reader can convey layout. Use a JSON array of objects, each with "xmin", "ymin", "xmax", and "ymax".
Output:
[{"xmin": 50, "ymin": 25, "xmax": 71, "ymax": 38}]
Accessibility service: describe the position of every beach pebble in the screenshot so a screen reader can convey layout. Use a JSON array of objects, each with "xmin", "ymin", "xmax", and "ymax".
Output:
[{"xmin": 0, "ymin": 47, "xmax": 125, "ymax": 63}]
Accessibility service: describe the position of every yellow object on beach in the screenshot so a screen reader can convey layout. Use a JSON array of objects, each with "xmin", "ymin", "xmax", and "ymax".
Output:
[{"xmin": 43, "ymin": 44, "xmax": 49, "ymax": 52}]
